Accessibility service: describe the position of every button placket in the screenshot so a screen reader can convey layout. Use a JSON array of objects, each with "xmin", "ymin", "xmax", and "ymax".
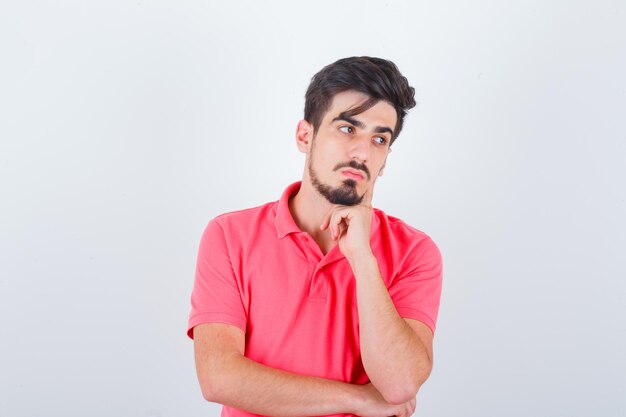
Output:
[
  {"xmin": 292, "ymin": 232, "xmax": 325, "ymax": 301},
  {"xmin": 308, "ymin": 264, "xmax": 328, "ymax": 302}
]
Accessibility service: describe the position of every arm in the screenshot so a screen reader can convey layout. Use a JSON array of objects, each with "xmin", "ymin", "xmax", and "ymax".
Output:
[
  {"xmin": 321, "ymin": 204, "xmax": 437, "ymax": 405},
  {"xmin": 190, "ymin": 220, "xmax": 416, "ymax": 416},
  {"xmin": 349, "ymin": 254, "xmax": 434, "ymax": 405},
  {"xmin": 193, "ymin": 323, "xmax": 416, "ymax": 417}
]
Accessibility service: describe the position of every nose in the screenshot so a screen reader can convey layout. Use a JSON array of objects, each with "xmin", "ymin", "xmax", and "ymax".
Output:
[{"xmin": 348, "ymin": 135, "xmax": 371, "ymax": 163}]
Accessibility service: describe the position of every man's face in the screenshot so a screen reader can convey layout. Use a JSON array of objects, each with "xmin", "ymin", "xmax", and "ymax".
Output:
[{"xmin": 302, "ymin": 90, "xmax": 397, "ymax": 206}]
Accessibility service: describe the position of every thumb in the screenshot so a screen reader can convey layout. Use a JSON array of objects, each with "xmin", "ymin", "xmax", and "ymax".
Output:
[{"xmin": 320, "ymin": 207, "xmax": 333, "ymax": 231}]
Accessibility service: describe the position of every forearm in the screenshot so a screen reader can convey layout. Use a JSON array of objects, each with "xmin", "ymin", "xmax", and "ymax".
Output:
[
  {"xmin": 201, "ymin": 352, "xmax": 363, "ymax": 416},
  {"xmin": 349, "ymin": 252, "xmax": 432, "ymax": 404}
]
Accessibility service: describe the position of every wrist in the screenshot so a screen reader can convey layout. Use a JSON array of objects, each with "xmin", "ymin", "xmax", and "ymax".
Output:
[
  {"xmin": 346, "ymin": 248, "xmax": 376, "ymax": 270},
  {"xmin": 345, "ymin": 245, "xmax": 376, "ymax": 264},
  {"xmin": 345, "ymin": 383, "xmax": 368, "ymax": 415}
]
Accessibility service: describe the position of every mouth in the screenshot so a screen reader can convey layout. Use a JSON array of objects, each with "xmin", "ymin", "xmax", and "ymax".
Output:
[{"xmin": 340, "ymin": 169, "xmax": 366, "ymax": 181}]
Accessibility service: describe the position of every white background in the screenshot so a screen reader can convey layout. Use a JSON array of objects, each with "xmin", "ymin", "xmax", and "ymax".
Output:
[{"xmin": 1, "ymin": 1, "xmax": 625, "ymax": 416}]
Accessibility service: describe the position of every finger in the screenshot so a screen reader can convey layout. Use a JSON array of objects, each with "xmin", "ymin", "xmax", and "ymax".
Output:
[
  {"xmin": 329, "ymin": 210, "xmax": 347, "ymax": 239},
  {"xmin": 404, "ymin": 402, "xmax": 411, "ymax": 416},
  {"xmin": 332, "ymin": 217, "xmax": 343, "ymax": 240},
  {"xmin": 396, "ymin": 400, "xmax": 412, "ymax": 417},
  {"xmin": 320, "ymin": 208, "xmax": 334, "ymax": 231},
  {"xmin": 336, "ymin": 221, "xmax": 347, "ymax": 240},
  {"xmin": 325, "ymin": 211, "xmax": 336, "ymax": 238}
]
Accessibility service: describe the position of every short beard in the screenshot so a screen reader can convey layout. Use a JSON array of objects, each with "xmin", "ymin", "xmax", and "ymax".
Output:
[{"xmin": 309, "ymin": 162, "xmax": 365, "ymax": 206}]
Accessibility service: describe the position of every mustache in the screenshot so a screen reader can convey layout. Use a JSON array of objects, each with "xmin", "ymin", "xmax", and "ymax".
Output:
[{"xmin": 333, "ymin": 161, "xmax": 370, "ymax": 180}]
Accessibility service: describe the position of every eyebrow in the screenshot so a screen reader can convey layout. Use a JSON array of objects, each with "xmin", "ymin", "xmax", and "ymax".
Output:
[{"xmin": 331, "ymin": 114, "xmax": 395, "ymax": 137}]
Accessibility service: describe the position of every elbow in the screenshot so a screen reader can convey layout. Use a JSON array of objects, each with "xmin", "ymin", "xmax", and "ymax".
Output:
[
  {"xmin": 380, "ymin": 384, "xmax": 419, "ymax": 406},
  {"xmin": 199, "ymin": 369, "xmax": 237, "ymax": 404},
  {"xmin": 200, "ymin": 382, "xmax": 221, "ymax": 403},
  {"xmin": 198, "ymin": 355, "xmax": 239, "ymax": 403},
  {"xmin": 382, "ymin": 391, "xmax": 414, "ymax": 406},
  {"xmin": 199, "ymin": 375, "xmax": 225, "ymax": 403},
  {"xmin": 200, "ymin": 387, "xmax": 215, "ymax": 403},
  {"xmin": 380, "ymin": 365, "xmax": 432, "ymax": 405}
]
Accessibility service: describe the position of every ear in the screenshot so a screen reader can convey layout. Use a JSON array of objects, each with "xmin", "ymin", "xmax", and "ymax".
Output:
[{"xmin": 295, "ymin": 120, "xmax": 314, "ymax": 153}]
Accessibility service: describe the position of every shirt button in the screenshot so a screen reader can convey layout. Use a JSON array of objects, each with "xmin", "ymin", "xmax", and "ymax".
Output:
[{"xmin": 301, "ymin": 236, "xmax": 308, "ymax": 242}]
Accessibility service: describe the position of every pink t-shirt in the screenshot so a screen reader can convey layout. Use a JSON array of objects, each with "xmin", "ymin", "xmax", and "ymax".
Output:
[{"xmin": 188, "ymin": 181, "xmax": 443, "ymax": 416}]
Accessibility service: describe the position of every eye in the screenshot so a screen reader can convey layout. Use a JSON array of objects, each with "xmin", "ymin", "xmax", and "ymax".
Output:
[
  {"xmin": 339, "ymin": 126, "xmax": 355, "ymax": 134},
  {"xmin": 373, "ymin": 136, "xmax": 388, "ymax": 145}
]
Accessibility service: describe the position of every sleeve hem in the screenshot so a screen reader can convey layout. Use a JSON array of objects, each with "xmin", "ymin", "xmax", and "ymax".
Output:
[
  {"xmin": 395, "ymin": 306, "xmax": 436, "ymax": 335},
  {"xmin": 187, "ymin": 312, "xmax": 247, "ymax": 339}
]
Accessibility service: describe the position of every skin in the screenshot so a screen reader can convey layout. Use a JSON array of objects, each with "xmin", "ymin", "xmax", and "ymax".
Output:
[
  {"xmin": 194, "ymin": 90, "xmax": 433, "ymax": 416},
  {"xmin": 293, "ymin": 90, "xmax": 434, "ymax": 405},
  {"xmin": 194, "ymin": 324, "xmax": 416, "ymax": 417}
]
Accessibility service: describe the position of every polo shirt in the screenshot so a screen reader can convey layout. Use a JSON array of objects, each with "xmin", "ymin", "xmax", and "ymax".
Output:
[{"xmin": 187, "ymin": 181, "xmax": 443, "ymax": 416}]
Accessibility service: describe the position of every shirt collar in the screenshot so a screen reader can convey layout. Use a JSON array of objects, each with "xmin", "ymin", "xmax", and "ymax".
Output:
[{"xmin": 275, "ymin": 181, "xmax": 303, "ymax": 238}]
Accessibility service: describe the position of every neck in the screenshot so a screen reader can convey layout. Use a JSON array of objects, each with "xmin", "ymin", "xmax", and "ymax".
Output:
[{"xmin": 289, "ymin": 179, "xmax": 336, "ymax": 254}]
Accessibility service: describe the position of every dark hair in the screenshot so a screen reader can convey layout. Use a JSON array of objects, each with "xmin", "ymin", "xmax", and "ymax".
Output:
[{"xmin": 304, "ymin": 56, "xmax": 416, "ymax": 145}]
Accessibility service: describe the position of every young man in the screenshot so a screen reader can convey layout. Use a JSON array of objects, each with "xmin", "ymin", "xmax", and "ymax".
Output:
[{"xmin": 187, "ymin": 57, "xmax": 443, "ymax": 417}]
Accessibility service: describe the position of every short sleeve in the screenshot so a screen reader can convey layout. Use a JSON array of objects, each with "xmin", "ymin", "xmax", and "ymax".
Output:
[
  {"xmin": 388, "ymin": 236, "xmax": 443, "ymax": 335},
  {"xmin": 187, "ymin": 219, "xmax": 247, "ymax": 339}
]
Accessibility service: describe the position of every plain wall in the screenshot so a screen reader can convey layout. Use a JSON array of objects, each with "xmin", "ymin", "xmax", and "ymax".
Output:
[{"xmin": 1, "ymin": 1, "xmax": 625, "ymax": 416}]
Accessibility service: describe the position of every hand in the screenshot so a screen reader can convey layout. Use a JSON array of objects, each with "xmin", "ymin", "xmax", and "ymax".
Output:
[
  {"xmin": 352, "ymin": 383, "xmax": 416, "ymax": 417},
  {"xmin": 320, "ymin": 193, "xmax": 373, "ymax": 260}
]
